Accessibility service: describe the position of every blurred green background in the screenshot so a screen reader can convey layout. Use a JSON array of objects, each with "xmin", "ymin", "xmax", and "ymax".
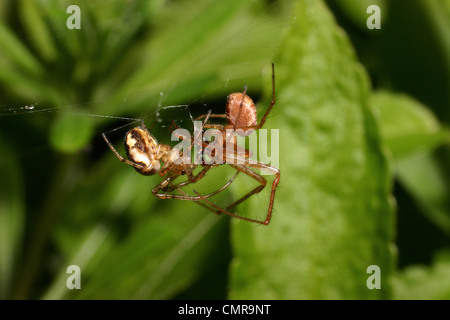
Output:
[{"xmin": 0, "ymin": 0, "xmax": 449, "ymax": 300}]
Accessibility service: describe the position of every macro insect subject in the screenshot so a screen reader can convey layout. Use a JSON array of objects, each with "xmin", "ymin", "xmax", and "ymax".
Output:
[{"xmin": 103, "ymin": 63, "xmax": 280, "ymax": 225}]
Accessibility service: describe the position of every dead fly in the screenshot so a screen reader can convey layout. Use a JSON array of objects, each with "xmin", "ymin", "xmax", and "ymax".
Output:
[{"xmin": 103, "ymin": 64, "xmax": 280, "ymax": 225}]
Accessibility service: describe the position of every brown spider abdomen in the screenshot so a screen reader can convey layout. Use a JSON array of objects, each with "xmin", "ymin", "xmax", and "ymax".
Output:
[{"xmin": 226, "ymin": 93, "xmax": 257, "ymax": 133}]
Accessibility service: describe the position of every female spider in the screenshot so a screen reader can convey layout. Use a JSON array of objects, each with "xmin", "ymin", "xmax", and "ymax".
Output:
[
  {"xmin": 102, "ymin": 63, "xmax": 280, "ymax": 225},
  {"xmin": 193, "ymin": 63, "xmax": 280, "ymax": 225}
]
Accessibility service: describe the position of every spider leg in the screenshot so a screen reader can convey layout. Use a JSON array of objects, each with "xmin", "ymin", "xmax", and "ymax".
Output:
[
  {"xmin": 165, "ymin": 164, "xmax": 212, "ymax": 192},
  {"xmin": 175, "ymin": 188, "xmax": 227, "ymax": 216},
  {"xmin": 222, "ymin": 136, "xmax": 253, "ymax": 159},
  {"xmin": 232, "ymin": 63, "xmax": 276, "ymax": 132},
  {"xmin": 170, "ymin": 111, "xmax": 212, "ymax": 154},
  {"xmin": 202, "ymin": 124, "xmax": 224, "ymax": 130},
  {"xmin": 182, "ymin": 162, "xmax": 197, "ymax": 183},
  {"xmin": 192, "ymin": 189, "xmax": 267, "ymax": 225},
  {"xmin": 175, "ymin": 112, "xmax": 213, "ymax": 183},
  {"xmin": 257, "ymin": 62, "xmax": 276, "ymax": 129},
  {"xmin": 189, "ymin": 170, "xmax": 239, "ymax": 198},
  {"xmin": 230, "ymin": 159, "xmax": 280, "ymax": 225},
  {"xmin": 196, "ymin": 157, "xmax": 279, "ymax": 225},
  {"xmin": 153, "ymin": 168, "xmax": 239, "ymax": 201},
  {"xmin": 152, "ymin": 173, "xmax": 204, "ymax": 201},
  {"xmin": 196, "ymin": 114, "xmax": 226, "ymax": 132},
  {"xmin": 196, "ymin": 114, "xmax": 227, "ymax": 121},
  {"xmin": 173, "ymin": 171, "xmax": 240, "ymax": 213},
  {"xmin": 224, "ymin": 164, "xmax": 266, "ymax": 210}
]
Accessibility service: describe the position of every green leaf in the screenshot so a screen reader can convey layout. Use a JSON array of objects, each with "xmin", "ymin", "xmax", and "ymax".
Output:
[
  {"xmin": 50, "ymin": 112, "xmax": 94, "ymax": 153},
  {"xmin": 371, "ymin": 90, "xmax": 448, "ymax": 158},
  {"xmin": 396, "ymin": 152, "xmax": 450, "ymax": 234},
  {"xmin": 229, "ymin": 0, "xmax": 394, "ymax": 299},
  {"xmin": 370, "ymin": 91, "xmax": 450, "ymax": 233}
]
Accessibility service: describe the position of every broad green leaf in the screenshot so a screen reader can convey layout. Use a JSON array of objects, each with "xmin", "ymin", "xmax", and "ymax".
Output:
[
  {"xmin": 393, "ymin": 251, "xmax": 450, "ymax": 299},
  {"xmin": 371, "ymin": 91, "xmax": 449, "ymax": 158},
  {"xmin": 229, "ymin": 0, "xmax": 394, "ymax": 299},
  {"xmin": 0, "ymin": 137, "xmax": 25, "ymax": 299}
]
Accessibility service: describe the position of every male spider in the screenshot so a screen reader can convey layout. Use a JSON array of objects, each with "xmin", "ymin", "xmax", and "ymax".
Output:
[{"xmin": 102, "ymin": 63, "xmax": 280, "ymax": 225}]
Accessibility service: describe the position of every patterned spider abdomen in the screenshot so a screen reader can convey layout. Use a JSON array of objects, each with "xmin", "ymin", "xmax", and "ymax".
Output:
[{"xmin": 124, "ymin": 127, "xmax": 161, "ymax": 175}]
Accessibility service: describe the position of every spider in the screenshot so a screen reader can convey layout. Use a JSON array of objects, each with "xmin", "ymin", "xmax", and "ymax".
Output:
[{"xmin": 102, "ymin": 63, "xmax": 280, "ymax": 225}]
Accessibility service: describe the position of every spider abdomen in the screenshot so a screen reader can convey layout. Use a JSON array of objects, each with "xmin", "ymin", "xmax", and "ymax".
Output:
[
  {"xmin": 124, "ymin": 127, "xmax": 160, "ymax": 175},
  {"xmin": 226, "ymin": 93, "xmax": 257, "ymax": 128}
]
